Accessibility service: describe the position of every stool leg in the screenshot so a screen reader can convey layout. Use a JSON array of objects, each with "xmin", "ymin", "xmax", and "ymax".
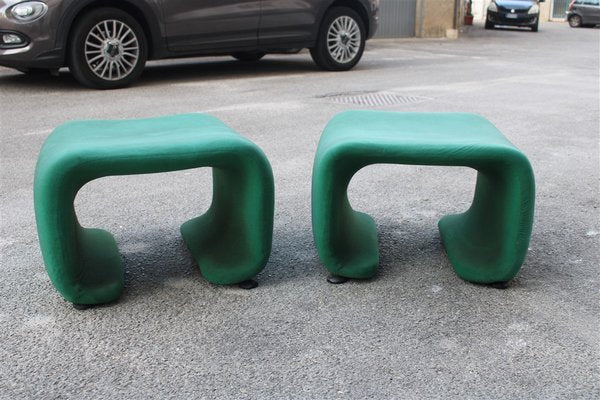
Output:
[
  {"xmin": 438, "ymin": 151, "xmax": 535, "ymax": 283},
  {"xmin": 181, "ymin": 144, "xmax": 274, "ymax": 285},
  {"xmin": 34, "ymin": 168, "xmax": 124, "ymax": 305},
  {"xmin": 312, "ymin": 157, "xmax": 379, "ymax": 279}
]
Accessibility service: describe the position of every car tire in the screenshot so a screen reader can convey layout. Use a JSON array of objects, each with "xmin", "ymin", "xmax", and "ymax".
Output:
[
  {"xmin": 531, "ymin": 22, "xmax": 539, "ymax": 32},
  {"xmin": 568, "ymin": 14, "xmax": 582, "ymax": 27},
  {"xmin": 68, "ymin": 8, "xmax": 147, "ymax": 89},
  {"xmin": 232, "ymin": 52, "xmax": 266, "ymax": 62},
  {"xmin": 485, "ymin": 19, "xmax": 494, "ymax": 29},
  {"xmin": 310, "ymin": 7, "xmax": 366, "ymax": 71}
]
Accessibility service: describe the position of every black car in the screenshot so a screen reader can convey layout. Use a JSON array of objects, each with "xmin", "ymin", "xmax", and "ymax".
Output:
[
  {"xmin": 0, "ymin": 0, "xmax": 379, "ymax": 89},
  {"xmin": 485, "ymin": 0, "xmax": 545, "ymax": 31},
  {"xmin": 567, "ymin": 0, "xmax": 600, "ymax": 27}
]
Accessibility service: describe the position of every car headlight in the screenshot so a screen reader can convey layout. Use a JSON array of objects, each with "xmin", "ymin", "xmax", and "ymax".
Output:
[
  {"xmin": 528, "ymin": 4, "xmax": 539, "ymax": 14},
  {"xmin": 488, "ymin": 2, "xmax": 498, "ymax": 12},
  {"xmin": 8, "ymin": 1, "xmax": 48, "ymax": 23}
]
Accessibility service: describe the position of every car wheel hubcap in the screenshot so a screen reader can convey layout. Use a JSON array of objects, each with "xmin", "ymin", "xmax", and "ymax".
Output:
[
  {"xmin": 327, "ymin": 16, "xmax": 361, "ymax": 64},
  {"xmin": 84, "ymin": 19, "xmax": 139, "ymax": 81}
]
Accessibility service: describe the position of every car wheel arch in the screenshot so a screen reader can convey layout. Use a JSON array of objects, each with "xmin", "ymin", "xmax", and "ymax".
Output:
[
  {"xmin": 56, "ymin": 0, "xmax": 163, "ymax": 63},
  {"xmin": 316, "ymin": 0, "xmax": 372, "ymax": 38}
]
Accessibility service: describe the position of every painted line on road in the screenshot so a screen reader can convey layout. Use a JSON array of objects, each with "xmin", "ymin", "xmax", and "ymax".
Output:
[
  {"xmin": 24, "ymin": 129, "xmax": 52, "ymax": 136},
  {"xmin": 173, "ymin": 73, "xmax": 310, "ymax": 88},
  {"xmin": 5, "ymin": 129, "xmax": 52, "ymax": 139},
  {"xmin": 390, "ymin": 72, "xmax": 569, "ymax": 94},
  {"xmin": 201, "ymin": 101, "xmax": 304, "ymax": 113}
]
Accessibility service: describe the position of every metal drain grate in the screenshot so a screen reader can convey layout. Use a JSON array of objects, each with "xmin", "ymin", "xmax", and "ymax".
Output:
[{"xmin": 322, "ymin": 91, "xmax": 431, "ymax": 107}]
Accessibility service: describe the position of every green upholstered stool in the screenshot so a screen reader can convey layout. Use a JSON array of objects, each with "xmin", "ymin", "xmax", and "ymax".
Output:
[
  {"xmin": 312, "ymin": 111, "xmax": 535, "ymax": 285},
  {"xmin": 34, "ymin": 113, "xmax": 274, "ymax": 306}
]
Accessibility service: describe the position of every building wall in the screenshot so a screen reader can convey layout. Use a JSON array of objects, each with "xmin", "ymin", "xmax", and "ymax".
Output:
[
  {"xmin": 375, "ymin": 0, "xmax": 418, "ymax": 38},
  {"xmin": 415, "ymin": 0, "xmax": 459, "ymax": 37},
  {"xmin": 549, "ymin": 0, "xmax": 570, "ymax": 20},
  {"xmin": 540, "ymin": 1, "xmax": 552, "ymax": 20}
]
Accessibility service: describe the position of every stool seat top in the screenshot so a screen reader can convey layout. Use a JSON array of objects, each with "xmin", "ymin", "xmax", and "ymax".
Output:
[
  {"xmin": 41, "ymin": 113, "xmax": 250, "ymax": 157},
  {"xmin": 319, "ymin": 111, "xmax": 518, "ymax": 154},
  {"xmin": 36, "ymin": 113, "xmax": 254, "ymax": 177}
]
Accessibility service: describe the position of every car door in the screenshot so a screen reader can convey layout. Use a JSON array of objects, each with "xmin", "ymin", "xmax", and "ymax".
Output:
[
  {"xmin": 258, "ymin": 0, "xmax": 324, "ymax": 46},
  {"xmin": 585, "ymin": 0, "xmax": 600, "ymax": 23},
  {"xmin": 161, "ymin": 0, "xmax": 261, "ymax": 52}
]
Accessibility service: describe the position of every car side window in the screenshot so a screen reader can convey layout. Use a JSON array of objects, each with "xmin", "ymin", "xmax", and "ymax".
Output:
[{"xmin": 583, "ymin": 0, "xmax": 599, "ymax": 5}]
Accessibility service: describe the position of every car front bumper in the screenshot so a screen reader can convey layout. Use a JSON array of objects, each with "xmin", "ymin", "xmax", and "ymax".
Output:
[
  {"xmin": 368, "ymin": 0, "xmax": 379, "ymax": 39},
  {"xmin": 0, "ymin": 0, "xmax": 64, "ymax": 69},
  {"xmin": 487, "ymin": 10, "xmax": 538, "ymax": 27}
]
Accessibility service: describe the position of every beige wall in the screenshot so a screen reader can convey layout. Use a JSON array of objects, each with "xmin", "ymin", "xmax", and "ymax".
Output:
[
  {"xmin": 415, "ymin": 0, "xmax": 459, "ymax": 37},
  {"xmin": 540, "ymin": 1, "xmax": 552, "ymax": 21}
]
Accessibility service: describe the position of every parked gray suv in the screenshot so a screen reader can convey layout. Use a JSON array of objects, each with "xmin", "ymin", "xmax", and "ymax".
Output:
[{"xmin": 0, "ymin": 0, "xmax": 379, "ymax": 89}]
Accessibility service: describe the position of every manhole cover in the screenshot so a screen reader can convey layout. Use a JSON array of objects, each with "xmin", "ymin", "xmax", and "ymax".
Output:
[{"xmin": 322, "ymin": 91, "xmax": 430, "ymax": 107}]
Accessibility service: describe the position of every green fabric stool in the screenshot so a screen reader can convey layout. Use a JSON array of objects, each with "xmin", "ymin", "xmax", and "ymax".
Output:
[
  {"xmin": 34, "ymin": 113, "xmax": 274, "ymax": 306},
  {"xmin": 312, "ymin": 111, "xmax": 535, "ymax": 284}
]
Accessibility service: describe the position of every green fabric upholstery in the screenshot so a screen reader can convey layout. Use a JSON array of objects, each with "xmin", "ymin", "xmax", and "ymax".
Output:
[
  {"xmin": 312, "ymin": 111, "xmax": 535, "ymax": 284},
  {"xmin": 34, "ymin": 113, "xmax": 274, "ymax": 305}
]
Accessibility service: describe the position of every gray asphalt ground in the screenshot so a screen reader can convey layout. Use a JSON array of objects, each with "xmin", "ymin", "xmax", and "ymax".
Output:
[{"xmin": 1, "ymin": 21, "xmax": 598, "ymax": 399}]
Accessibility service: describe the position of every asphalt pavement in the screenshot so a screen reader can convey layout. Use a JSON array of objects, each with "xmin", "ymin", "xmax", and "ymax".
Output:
[{"xmin": 0, "ymin": 22, "xmax": 598, "ymax": 399}]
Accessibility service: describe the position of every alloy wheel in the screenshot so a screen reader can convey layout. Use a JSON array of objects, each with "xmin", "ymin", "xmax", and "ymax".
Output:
[
  {"xmin": 569, "ymin": 15, "xmax": 582, "ymax": 27},
  {"xmin": 84, "ymin": 19, "xmax": 140, "ymax": 81},
  {"xmin": 326, "ymin": 16, "xmax": 362, "ymax": 64}
]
